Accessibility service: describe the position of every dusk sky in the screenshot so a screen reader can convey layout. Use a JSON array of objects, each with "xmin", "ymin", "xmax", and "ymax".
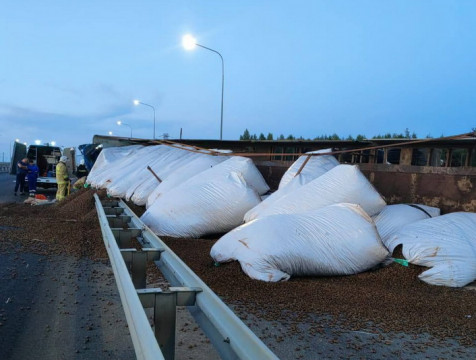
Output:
[{"xmin": 1, "ymin": 1, "xmax": 475, "ymax": 160}]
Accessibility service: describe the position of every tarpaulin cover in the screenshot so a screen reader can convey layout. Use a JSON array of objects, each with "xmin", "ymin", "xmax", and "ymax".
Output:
[
  {"xmin": 211, "ymin": 203, "xmax": 390, "ymax": 282},
  {"xmin": 244, "ymin": 164, "xmax": 386, "ymax": 222},
  {"xmin": 386, "ymin": 212, "xmax": 476, "ymax": 287},
  {"xmin": 374, "ymin": 204, "xmax": 440, "ymax": 247}
]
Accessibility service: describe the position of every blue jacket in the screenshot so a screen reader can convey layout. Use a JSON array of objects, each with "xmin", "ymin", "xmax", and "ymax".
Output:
[
  {"xmin": 27, "ymin": 164, "xmax": 39, "ymax": 180},
  {"xmin": 17, "ymin": 160, "xmax": 28, "ymax": 175}
]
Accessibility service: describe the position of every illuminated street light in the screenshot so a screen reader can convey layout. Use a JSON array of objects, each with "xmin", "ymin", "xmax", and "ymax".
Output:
[
  {"xmin": 51, "ymin": 141, "xmax": 56, "ymax": 146},
  {"xmin": 108, "ymin": 131, "xmax": 113, "ymax": 136},
  {"xmin": 133, "ymin": 100, "xmax": 156, "ymax": 139},
  {"xmin": 117, "ymin": 120, "xmax": 133, "ymax": 138},
  {"xmin": 182, "ymin": 34, "xmax": 224, "ymax": 141},
  {"xmin": 34, "ymin": 140, "xmax": 41, "ymax": 145}
]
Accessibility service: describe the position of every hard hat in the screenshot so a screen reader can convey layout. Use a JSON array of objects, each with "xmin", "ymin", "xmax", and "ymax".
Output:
[
  {"xmin": 80, "ymin": 159, "xmax": 85, "ymax": 165},
  {"xmin": 60, "ymin": 155, "xmax": 68, "ymax": 162}
]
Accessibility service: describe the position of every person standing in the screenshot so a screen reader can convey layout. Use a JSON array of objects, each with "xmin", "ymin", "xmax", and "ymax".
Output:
[
  {"xmin": 27, "ymin": 159, "xmax": 39, "ymax": 197},
  {"xmin": 14, "ymin": 157, "xmax": 28, "ymax": 196},
  {"xmin": 55, "ymin": 155, "xmax": 70, "ymax": 201},
  {"xmin": 75, "ymin": 159, "xmax": 89, "ymax": 178}
]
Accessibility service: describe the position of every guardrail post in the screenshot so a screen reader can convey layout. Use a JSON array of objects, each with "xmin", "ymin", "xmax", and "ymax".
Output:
[
  {"xmin": 138, "ymin": 287, "xmax": 202, "ymax": 360},
  {"xmin": 101, "ymin": 200, "xmax": 119, "ymax": 207},
  {"xmin": 107, "ymin": 214, "xmax": 132, "ymax": 228},
  {"xmin": 103, "ymin": 206, "xmax": 125, "ymax": 215},
  {"xmin": 121, "ymin": 249, "xmax": 163, "ymax": 288},
  {"xmin": 111, "ymin": 228, "xmax": 142, "ymax": 248}
]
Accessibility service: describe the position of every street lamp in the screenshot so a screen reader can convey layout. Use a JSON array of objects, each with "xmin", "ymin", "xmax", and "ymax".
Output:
[
  {"xmin": 133, "ymin": 99, "xmax": 156, "ymax": 139},
  {"xmin": 117, "ymin": 120, "xmax": 133, "ymax": 138},
  {"xmin": 108, "ymin": 131, "xmax": 113, "ymax": 136},
  {"xmin": 182, "ymin": 34, "xmax": 224, "ymax": 141}
]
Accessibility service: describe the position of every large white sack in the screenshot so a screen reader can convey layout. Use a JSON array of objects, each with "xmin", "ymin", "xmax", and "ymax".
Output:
[
  {"xmin": 374, "ymin": 204, "xmax": 440, "ymax": 248},
  {"xmin": 386, "ymin": 212, "xmax": 476, "ymax": 287},
  {"xmin": 95, "ymin": 145, "xmax": 170, "ymax": 190},
  {"xmin": 107, "ymin": 145, "xmax": 184, "ymax": 198},
  {"xmin": 175, "ymin": 156, "xmax": 269, "ymax": 195},
  {"xmin": 140, "ymin": 172, "xmax": 261, "ymax": 238},
  {"xmin": 245, "ymin": 149, "xmax": 338, "ymax": 221},
  {"xmin": 126, "ymin": 149, "xmax": 200, "ymax": 203},
  {"xmin": 278, "ymin": 149, "xmax": 339, "ymax": 189},
  {"xmin": 87, "ymin": 145, "xmax": 143, "ymax": 187},
  {"xmin": 245, "ymin": 164, "xmax": 386, "ymax": 222},
  {"xmin": 146, "ymin": 155, "xmax": 228, "ymax": 208},
  {"xmin": 211, "ymin": 203, "xmax": 390, "ymax": 282}
]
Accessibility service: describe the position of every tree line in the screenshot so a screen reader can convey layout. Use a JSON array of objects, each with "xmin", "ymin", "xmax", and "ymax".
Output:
[{"xmin": 239, "ymin": 128, "xmax": 423, "ymax": 141}]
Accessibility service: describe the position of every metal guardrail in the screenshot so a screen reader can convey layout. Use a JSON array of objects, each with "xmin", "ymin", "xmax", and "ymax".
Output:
[
  {"xmin": 94, "ymin": 194, "xmax": 278, "ymax": 360},
  {"xmin": 94, "ymin": 195, "xmax": 164, "ymax": 360}
]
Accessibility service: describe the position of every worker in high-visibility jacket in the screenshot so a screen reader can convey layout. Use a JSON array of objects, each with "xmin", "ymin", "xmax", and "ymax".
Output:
[{"xmin": 56, "ymin": 155, "xmax": 70, "ymax": 201}]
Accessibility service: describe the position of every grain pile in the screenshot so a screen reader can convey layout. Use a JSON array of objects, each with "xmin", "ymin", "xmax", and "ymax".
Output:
[
  {"xmin": 161, "ymin": 237, "xmax": 476, "ymax": 346},
  {"xmin": 2, "ymin": 191, "xmax": 475, "ymax": 348},
  {"xmin": 0, "ymin": 189, "xmax": 107, "ymax": 260}
]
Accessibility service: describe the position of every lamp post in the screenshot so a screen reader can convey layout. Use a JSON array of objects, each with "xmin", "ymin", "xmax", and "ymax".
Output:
[
  {"xmin": 133, "ymin": 100, "xmax": 156, "ymax": 139},
  {"xmin": 182, "ymin": 34, "xmax": 224, "ymax": 141},
  {"xmin": 117, "ymin": 120, "xmax": 133, "ymax": 138}
]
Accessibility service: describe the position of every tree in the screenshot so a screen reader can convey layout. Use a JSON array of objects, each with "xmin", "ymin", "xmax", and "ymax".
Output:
[
  {"xmin": 240, "ymin": 129, "xmax": 251, "ymax": 140},
  {"xmin": 267, "ymin": 133, "xmax": 273, "ymax": 140},
  {"xmin": 286, "ymin": 134, "xmax": 295, "ymax": 140},
  {"xmin": 278, "ymin": 134, "xmax": 285, "ymax": 140},
  {"xmin": 258, "ymin": 133, "xmax": 266, "ymax": 140}
]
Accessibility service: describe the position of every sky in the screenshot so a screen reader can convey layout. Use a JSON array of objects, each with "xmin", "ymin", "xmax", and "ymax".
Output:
[{"xmin": 1, "ymin": 0, "xmax": 475, "ymax": 160}]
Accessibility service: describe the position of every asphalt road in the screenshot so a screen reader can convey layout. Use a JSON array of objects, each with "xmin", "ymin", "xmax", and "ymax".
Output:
[{"xmin": 0, "ymin": 172, "xmax": 57, "ymax": 204}]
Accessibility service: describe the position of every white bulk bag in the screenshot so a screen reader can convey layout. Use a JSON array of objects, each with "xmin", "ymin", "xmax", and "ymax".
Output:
[
  {"xmin": 374, "ymin": 204, "xmax": 440, "ymax": 248},
  {"xmin": 181, "ymin": 156, "xmax": 269, "ymax": 195},
  {"xmin": 386, "ymin": 212, "xmax": 476, "ymax": 287},
  {"xmin": 106, "ymin": 145, "xmax": 174, "ymax": 198},
  {"xmin": 140, "ymin": 172, "xmax": 261, "ymax": 238},
  {"xmin": 87, "ymin": 145, "xmax": 143, "ymax": 187},
  {"xmin": 278, "ymin": 149, "xmax": 339, "ymax": 189},
  {"xmin": 211, "ymin": 203, "xmax": 390, "ymax": 282},
  {"xmin": 127, "ymin": 149, "xmax": 199, "ymax": 204},
  {"xmin": 146, "ymin": 155, "xmax": 228, "ymax": 208},
  {"xmin": 96, "ymin": 145, "xmax": 161, "ymax": 189},
  {"xmin": 245, "ymin": 164, "xmax": 386, "ymax": 222},
  {"xmin": 245, "ymin": 151, "xmax": 339, "ymax": 222}
]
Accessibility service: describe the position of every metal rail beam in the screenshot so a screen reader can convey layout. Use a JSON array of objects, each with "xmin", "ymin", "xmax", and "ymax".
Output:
[
  {"xmin": 94, "ymin": 194, "xmax": 164, "ymax": 360},
  {"xmin": 118, "ymin": 199, "xmax": 278, "ymax": 360}
]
